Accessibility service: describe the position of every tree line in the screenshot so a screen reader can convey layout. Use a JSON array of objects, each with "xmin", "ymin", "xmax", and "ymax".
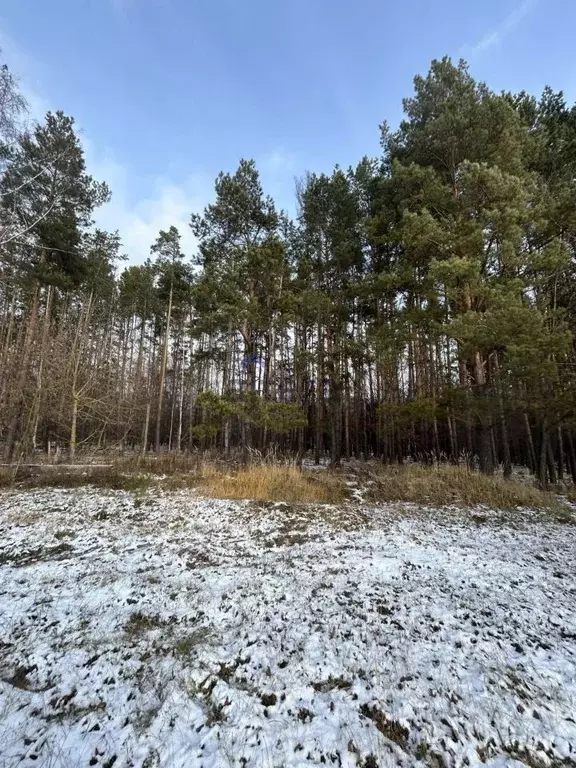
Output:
[{"xmin": 2, "ymin": 54, "xmax": 576, "ymax": 485}]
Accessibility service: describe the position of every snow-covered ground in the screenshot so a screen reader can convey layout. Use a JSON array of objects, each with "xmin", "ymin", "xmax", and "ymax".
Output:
[{"xmin": 1, "ymin": 488, "xmax": 575, "ymax": 768}]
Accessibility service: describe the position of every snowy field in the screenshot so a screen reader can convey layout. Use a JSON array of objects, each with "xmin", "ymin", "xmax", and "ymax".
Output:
[{"xmin": 1, "ymin": 488, "xmax": 576, "ymax": 768}]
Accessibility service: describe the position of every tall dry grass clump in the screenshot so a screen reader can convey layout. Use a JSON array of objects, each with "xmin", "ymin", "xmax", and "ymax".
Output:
[
  {"xmin": 199, "ymin": 464, "xmax": 346, "ymax": 504},
  {"xmin": 0, "ymin": 466, "xmax": 16, "ymax": 487},
  {"xmin": 366, "ymin": 463, "xmax": 568, "ymax": 512}
]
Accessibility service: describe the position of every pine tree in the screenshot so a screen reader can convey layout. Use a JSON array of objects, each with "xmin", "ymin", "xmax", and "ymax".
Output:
[{"xmin": 191, "ymin": 160, "xmax": 287, "ymax": 453}]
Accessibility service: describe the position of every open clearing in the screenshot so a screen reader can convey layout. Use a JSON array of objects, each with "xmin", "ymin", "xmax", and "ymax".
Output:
[{"xmin": 1, "ymin": 488, "xmax": 576, "ymax": 767}]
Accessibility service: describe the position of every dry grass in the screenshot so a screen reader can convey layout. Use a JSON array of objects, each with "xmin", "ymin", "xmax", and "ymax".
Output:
[
  {"xmin": 1, "ymin": 457, "xmax": 571, "ymax": 515},
  {"xmin": 198, "ymin": 464, "xmax": 346, "ymax": 504},
  {"xmin": 0, "ymin": 467, "xmax": 15, "ymax": 487},
  {"xmin": 114, "ymin": 453, "xmax": 203, "ymax": 476},
  {"xmin": 0, "ymin": 460, "xmax": 345, "ymax": 504},
  {"xmin": 0, "ymin": 465, "xmax": 154, "ymax": 492},
  {"xmin": 365, "ymin": 463, "xmax": 570, "ymax": 513},
  {"xmin": 562, "ymin": 486, "xmax": 576, "ymax": 505}
]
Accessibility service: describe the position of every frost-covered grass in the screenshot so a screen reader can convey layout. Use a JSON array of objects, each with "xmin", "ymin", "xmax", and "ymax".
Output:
[{"xmin": 1, "ymin": 488, "xmax": 576, "ymax": 767}]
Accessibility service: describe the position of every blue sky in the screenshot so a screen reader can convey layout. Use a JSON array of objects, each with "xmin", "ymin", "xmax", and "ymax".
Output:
[{"xmin": 1, "ymin": 0, "xmax": 575, "ymax": 260}]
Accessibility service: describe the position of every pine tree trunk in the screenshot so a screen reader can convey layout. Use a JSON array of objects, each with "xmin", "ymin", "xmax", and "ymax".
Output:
[
  {"xmin": 432, "ymin": 416, "xmax": 441, "ymax": 462},
  {"xmin": 556, "ymin": 423, "xmax": 564, "ymax": 482},
  {"xmin": 448, "ymin": 413, "xmax": 458, "ymax": 464},
  {"xmin": 327, "ymin": 328, "xmax": 342, "ymax": 468},
  {"xmin": 155, "ymin": 283, "xmax": 173, "ymax": 453},
  {"xmin": 473, "ymin": 352, "xmax": 493, "ymax": 475},
  {"xmin": 314, "ymin": 323, "xmax": 323, "ymax": 465},
  {"xmin": 176, "ymin": 344, "xmax": 185, "ymax": 452},
  {"xmin": 459, "ymin": 361, "xmax": 474, "ymax": 465},
  {"xmin": 566, "ymin": 431, "xmax": 576, "ymax": 484},
  {"xmin": 538, "ymin": 418, "xmax": 549, "ymax": 489},
  {"xmin": 493, "ymin": 355, "xmax": 511, "ymax": 478},
  {"xmin": 523, "ymin": 412, "xmax": 537, "ymax": 474},
  {"xmin": 499, "ymin": 409, "xmax": 512, "ymax": 479},
  {"xmin": 141, "ymin": 402, "xmax": 151, "ymax": 459},
  {"xmin": 547, "ymin": 438, "xmax": 558, "ymax": 485}
]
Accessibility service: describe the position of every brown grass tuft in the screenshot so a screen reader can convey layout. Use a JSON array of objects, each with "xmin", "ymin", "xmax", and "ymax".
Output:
[
  {"xmin": 113, "ymin": 453, "xmax": 203, "ymax": 476},
  {"xmin": 0, "ymin": 467, "xmax": 16, "ymax": 488},
  {"xmin": 198, "ymin": 464, "xmax": 346, "ymax": 504},
  {"xmin": 365, "ymin": 463, "xmax": 569, "ymax": 513}
]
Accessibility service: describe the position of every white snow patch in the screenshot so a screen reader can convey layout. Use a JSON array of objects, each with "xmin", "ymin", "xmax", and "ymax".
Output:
[{"xmin": 0, "ymin": 488, "xmax": 575, "ymax": 767}]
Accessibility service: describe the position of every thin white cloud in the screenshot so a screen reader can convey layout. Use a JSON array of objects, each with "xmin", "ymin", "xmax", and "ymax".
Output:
[
  {"xmin": 258, "ymin": 148, "xmax": 298, "ymax": 215},
  {"xmin": 471, "ymin": 0, "xmax": 538, "ymax": 54},
  {"xmin": 261, "ymin": 148, "xmax": 295, "ymax": 175},
  {"xmin": 0, "ymin": 27, "xmax": 50, "ymax": 121},
  {"xmin": 1, "ymin": 26, "xmax": 211, "ymax": 264},
  {"xmin": 89, "ymin": 147, "xmax": 212, "ymax": 263},
  {"xmin": 1, "ymin": 28, "xmax": 300, "ymax": 262}
]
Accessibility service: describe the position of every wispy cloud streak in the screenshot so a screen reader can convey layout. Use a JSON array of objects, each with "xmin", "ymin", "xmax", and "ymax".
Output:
[{"xmin": 471, "ymin": 0, "xmax": 537, "ymax": 54}]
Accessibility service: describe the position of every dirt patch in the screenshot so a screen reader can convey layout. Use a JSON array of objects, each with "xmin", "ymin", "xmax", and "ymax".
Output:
[
  {"xmin": 359, "ymin": 704, "xmax": 409, "ymax": 748},
  {"xmin": 313, "ymin": 676, "xmax": 352, "ymax": 693},
  {"xmin": 245, "ymin": 500, "xmax": 372, "ymax": 548},
  {"xmin": 0, "ymin": 541, "xmax": 73, "ymax": 567}
]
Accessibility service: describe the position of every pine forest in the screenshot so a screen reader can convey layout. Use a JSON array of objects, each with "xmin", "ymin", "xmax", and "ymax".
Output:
[{"xmin": 2, "ymin": 54, "xmax": 576, "ymax": 486}]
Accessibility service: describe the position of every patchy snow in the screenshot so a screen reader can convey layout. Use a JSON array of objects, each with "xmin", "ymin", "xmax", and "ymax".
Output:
[{"xmin": 0, "ymin": 488, "xmax": 575, "ymax": 768}]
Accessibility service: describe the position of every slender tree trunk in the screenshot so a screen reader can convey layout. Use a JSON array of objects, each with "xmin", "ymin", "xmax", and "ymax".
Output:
[
  {"xmin": 5, "ymin": 284, "xmax": 40, "ymax": 459},
  {"xmin": 566, "ymin": 431, "xmax": 576, "ymax": 484},
  {"xmin": 314, "ymin": 323, "xmax": 324, "ymax": 465},
  {"xmin": 547, "ymin": 438, "xmax": 558, "ymax": 485},
  {"xmin": 472, "ymin": 351, "xmax": 493, "ymax": 474},
  {"xmin": 448, "ymin": 413, "xmax": 458, "ymax": 464},
  {"xmin": 539, "ymin": 418, "xmax": 549, "ymax": 489},
  {"xmin": 176, "ymin": 343, "xmax": 185, "ymax": 452},
  {"xmin": 499, "ymin": 409, "xmax": 512, "ymax": 479},
  {"xmin": 222, "ymin": 323, "xmax": 233, "ymax": 456},
  {"xmin": 523, "ymin": 411, "xmax": 537, "ymax": 474},
  {"xmin": 70, "ymin": 393, "xmax": 78, "ymax": 462},
  {"xmin": 0, "ymin": 295, "xmax": 16, "ymax": 407},
  {"xmin": 30, "ymin": 285, "xmax": 53, "ymax": 454},
  {"xmin": 141, "ymin": 402, "xmax": 151, "ymax": 459},
  {"xmin": 432, "ymin": 415, "xmax": 441, "ymax": 462},
  {"xmin": 327, "ymin": 327, "xmax": 342, "ymax": 468},
  {"xmin": 155, "ymin": 283, "xmax": 173, "ymax": 452},
  {"xmin": 556, "ymin": 423, "xmax": 564, "ymax": 482},
  {"xmin": 493, "ymin": 357, "xmax": 511, "ymax": 479}
]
